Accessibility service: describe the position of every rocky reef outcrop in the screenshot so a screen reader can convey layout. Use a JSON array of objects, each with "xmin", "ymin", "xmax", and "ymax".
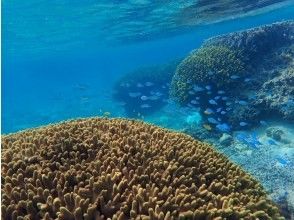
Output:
[
  {"xmin": 170, "ymin": 20, "xmax": 294, "ymax": 129},
  {"xmin": 257, "ymin": 67, "xmax": 294, "ymax": 121},
  {"xmin": 205, "ymin": 20, "xmax": 294, "ymax": 62}
]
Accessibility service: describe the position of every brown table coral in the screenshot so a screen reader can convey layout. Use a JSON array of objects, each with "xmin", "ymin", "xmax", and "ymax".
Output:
[{"xmin": 1, "ymin": 118, "xmax": 284, "ymax": 219}]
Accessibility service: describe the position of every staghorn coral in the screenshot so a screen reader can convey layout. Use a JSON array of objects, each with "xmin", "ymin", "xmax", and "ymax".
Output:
[
  {"xmin": 1, "ymin": 117, "xmax": 284, "ymax": 219},
  {"xmin": 170, "ymin": 45, "xmax": 246, "ymax": 104}
]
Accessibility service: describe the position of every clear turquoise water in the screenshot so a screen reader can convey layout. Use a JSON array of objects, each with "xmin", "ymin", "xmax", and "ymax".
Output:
[
  {"xmin": 2, "ymin": 3, "xmax": 294, "ymax": 133},
  {"xmin": 2, "ymin": 1, "xmax": 294, "ymax": 217}
]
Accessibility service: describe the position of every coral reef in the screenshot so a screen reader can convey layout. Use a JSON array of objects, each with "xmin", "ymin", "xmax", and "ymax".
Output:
[
  {"xmin": 205, "ymin": 20, "xmax": 294, "ymax": 63},
  {"xmin": 257, "ymin": 66, "xmax": 294, "ymax": 121},
  {"xmin": 113, "ymin": 61, "xmax": 179, "ymax": 117},
  {"xmin": 170, "ymin": 45, "xmax": 246, "ymax": 104},
  {"xmin": 1, "ymin": 117, "xmax": 284, "ymax": 219},
  {"xmin": 170, "ymin": 21, "xmax": 294, "ymax": 129}
]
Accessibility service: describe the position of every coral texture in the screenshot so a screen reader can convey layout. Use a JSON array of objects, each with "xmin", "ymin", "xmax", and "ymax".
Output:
[
  {"xmin": 1, "ymin": 118, "xmax": 284, "ymax": 219},
  {"xmin": 204, "ymin": 20, "xmax": 294, "ymax": 62},
  {"xmin": 170, "ymin": 45, "xmax": 246, "ymax": 104},
  {"xmin": 170, "ymin": 21, "xmax": 294, "ymax": 128},
  {"xmin": 257, "ymin": 67, "xmax": 294, "ymax": 121}
]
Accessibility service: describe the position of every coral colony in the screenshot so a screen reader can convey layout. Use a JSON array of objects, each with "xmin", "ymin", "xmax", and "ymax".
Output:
[
  {"xmin": 1, "ymin": 118, "xmax": 284, "ymax": 219},
  {"xmin": 170, "ymin": 21, "xmax": 294, "ymax": 130}
]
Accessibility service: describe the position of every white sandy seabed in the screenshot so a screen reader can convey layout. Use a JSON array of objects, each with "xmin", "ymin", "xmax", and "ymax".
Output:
[{"xmin": 145, "ymin": 108, "xmax": 294, "ymax": 214}]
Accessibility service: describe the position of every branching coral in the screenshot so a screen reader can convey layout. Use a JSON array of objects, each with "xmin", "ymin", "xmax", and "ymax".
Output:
[
  {"xmin": 1, "ymin": 118, "xmax": 284, "ymax": 219},
  {"xmin": 170, "ymin": 45, "xmax": 246, "ymax": 104}
]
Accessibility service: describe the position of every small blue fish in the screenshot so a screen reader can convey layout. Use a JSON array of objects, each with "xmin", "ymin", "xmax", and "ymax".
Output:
[
  {"xmin": 251, "ymin": 132, "xmax": 259, "ymax": 141},
  {"xmin": 216, "ymin": 107, "xmax": 222, "ymax": 113},
  {"xmin": 137, "ymin": 83, "xmax": 144, "ymax": 88},
  {"xmin": 117, "ymin": 101, "xmax": 126, "ymax": 106},
  {"xmin": 195, "ymin": 97, "xmax": 200, "ymax": 100},
  {"xmin": 240, "ymin": 122, "xmax": 248, "ymax": 126},
  {"xmin": 204, "ymin": 108, "xmax": 214, "ymax": 115},
  {"xmin": 216, "ymin": 123, "xmax": 231, "ymax": 132},
  {"xmin": 149, "ymin": 95, "xmax": 160, "ymax": 101},
  {"xmin": 120, "ymin": 82, "xmax": 130, "ymax": 87},
  {"xmin": 207, "ymin": 117, "xmax": 219, "ymax": 124},
  {"xmin": 230, "ymin": 75, "xmax": 240, "ymax": 80},
  {"xmin": 253, "ymin": 139, "xmax": 263, "ymax": 146},
  {"xmin": 250, "ymin": 133, "xmax": 262, "ymax": 146},
  {"xmin": 187, "ymin": 103, "xmax": 197, "ymax": 109},
  {"xmin": 208, "ymin": 70, "xmax": 214, "ymax": 76},
  {"xmin": 205, "ymin": 85, "xmax": 212, "ymax": 90},
  {"xmin": 286, "ymin": 99, "xmax": 294, "ymax": 107},
  {"xmin": 240, "ymin": 133, "xmax": 250, "ymax": 138},
  {"xmin": 141, "ymin": 95, "xmax": 149, "ymax": 101},
  {"xmin": 236, "ymin": 134, "xmax": 248, "ymax": 145},
  {"xmin": 209, "ymin": 99, "xmax": 218, "ymax": 105},
  {"xmin": 222, "ymin": 96, "xmax": 228, "ymax": 101},
  {"xmin": 218, "ymin": 90, "xmax": 225, "ymax": 95},
  {"xmin": 193, "ymin": 85, "xmax": 205, "ymax": 92},
  {"xmin": 276, "ymin": 157, "xmax": 289, "ymax": 166},
  {"xmin": 248, "ymin": 94, "xmax": 257, "ymax": 100},
  {"xmin": 236, "ymin": 133, "xmax": 247, "ymax": 142},
  {"xmin": 236, "ymin": 133, "xmax": 259, "ymax": 149},
  {"xmin": 155, "ymin": 92, "xmax": 163, "ymax": 96},
  {"xmin": 238, "ymin": 100, "xmax": 248, "ymax": 105},
  {"xmin": 191, "ymin": 100, "xmax": 199, "ymax": 105},
  {"xmin": 145, "ymin": 82, "xmax": 154, "ymax": 86},
  {"xmin": 226, "ymin": 107, "xmax": 232, "ymax": 111},
  {"xmin": 247, "ymin": 142, "xmax": 259, "ymax": 149},
  {"xmin": 268, "ymin": 139, "xmax": 278, "ymax": 145},
  {"xmin": 260, "ymin": 120, "xmax": 268, "ymax": 126},
  {"xmin": 220, "ymin": 111, "xmax": 226, "ymax": 115},
  {"xmin": 226, "ymin": 102, "xmax": 232, "ymax": 106},
  {"xmin": 207, "ymin": 91, "xmax": 212, "ymax": 95},
  {"xmin": 140, "ymin": 104, "xmax": 151, "ymax": 108},
  {"xmin": 129, "ymin": 92, "xmax": 141, "ymax": 98},
  {"xmin": 214, "ymin": 96, "xmax": 221, "ymax": 100},
  {"xmin": 189, "ymin": 91, "xmax": 195, "ymax": 95},
  {"xmin": 244, "ymin": 78, "xmax": 251, "ymax": 82}
]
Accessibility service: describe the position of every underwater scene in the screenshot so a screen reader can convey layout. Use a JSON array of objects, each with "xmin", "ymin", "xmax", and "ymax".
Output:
[{"xmin": 2, "ymin": 0, "xmax": 294, "ymax": 219}]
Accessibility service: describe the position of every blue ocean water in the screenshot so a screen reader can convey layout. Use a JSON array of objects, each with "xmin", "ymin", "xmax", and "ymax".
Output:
[
  {"xmin": 3, "ymin": 4, "xmax": 294, "ymax": 133},
  {"xmin": 2, "ymin": 1, "xmax": 294, "ymax": 218}
]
